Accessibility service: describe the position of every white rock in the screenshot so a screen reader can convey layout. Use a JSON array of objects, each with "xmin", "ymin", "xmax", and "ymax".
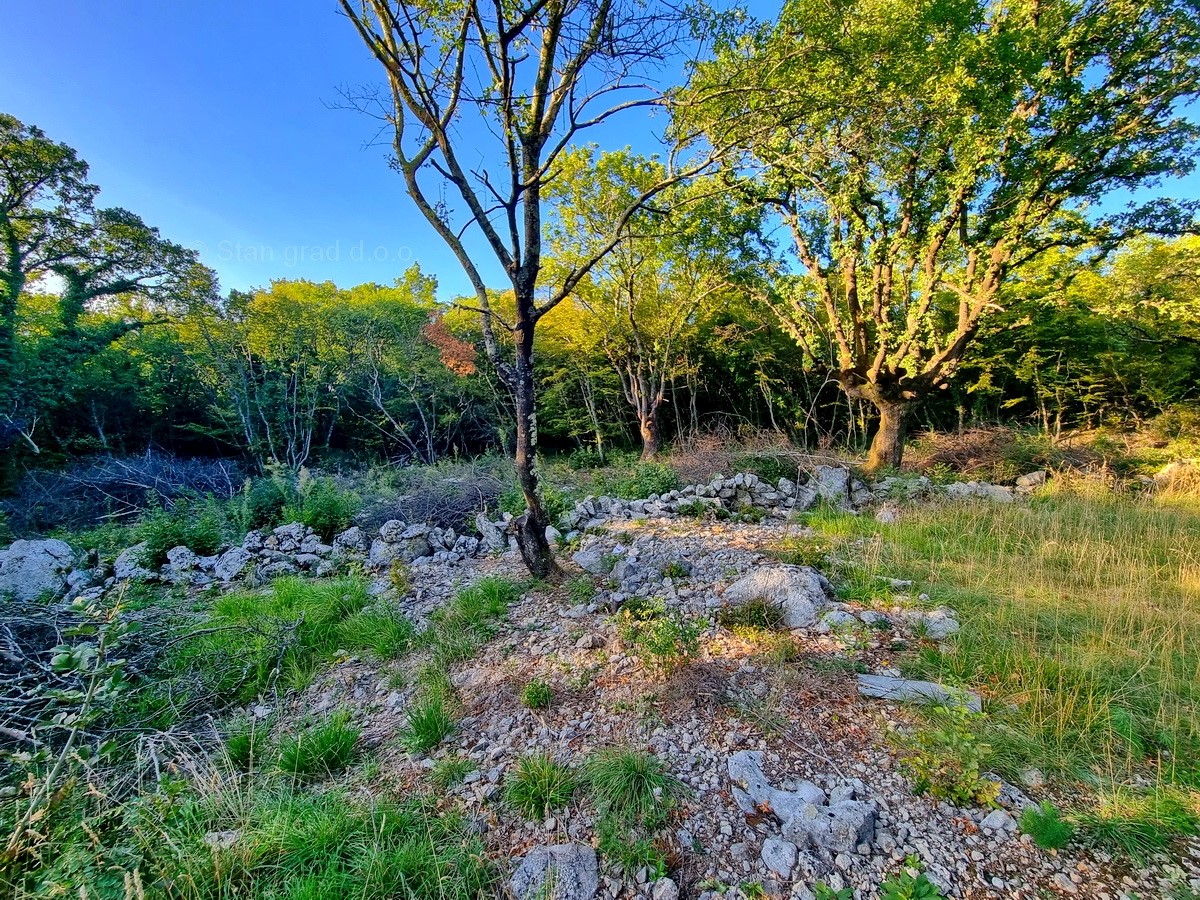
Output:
[
  {"xmin": 510, "ymin": 843, "xmax": 599, "ymax": 900},
  {"xmin": 0, "ymin": 539, "xmax": 76, "ymax": 601},
  {"xmin": 722, "ymin": 565, "xmax": 833, "ymax": 629},
  {"xmin": 761, "ymin": 838, "xmax": 798, "ymax": 878}
]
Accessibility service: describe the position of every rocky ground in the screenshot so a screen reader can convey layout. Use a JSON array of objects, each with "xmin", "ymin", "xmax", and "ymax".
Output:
[
  {"xmin": 275, "ymin": 513, "xmax": 1200, "ymax": 900},
  {"xmin": 4, "ymin": 465, "xmax": 1199, "ymax": 899}
]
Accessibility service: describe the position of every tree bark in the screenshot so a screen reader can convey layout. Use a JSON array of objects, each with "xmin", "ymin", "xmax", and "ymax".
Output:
[
  {"xmin": 510, "ymin": 321, "xmax": 558, "ymax": 578},
  {"xmin": 864, "ymin": 399, "xmax": 909, "ymax": 472},
  {"xmin": 639, "ymin": 410, "xmax": 661, "ymax": 459}
]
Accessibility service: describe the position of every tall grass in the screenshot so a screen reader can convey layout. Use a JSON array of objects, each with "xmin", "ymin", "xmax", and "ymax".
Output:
[{"xmin": 785, "ymin": 486, "xmax": 1200, "ymax": 845}]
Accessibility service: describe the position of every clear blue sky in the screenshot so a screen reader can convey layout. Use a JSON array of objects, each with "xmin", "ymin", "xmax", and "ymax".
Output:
[
  {"xmin": 2, "ymin": 0, "xmax": 565, "ymax": 297},
  {"xmin": 3, "ymin": 1, "xmax": 1196, "ymax": 301}
]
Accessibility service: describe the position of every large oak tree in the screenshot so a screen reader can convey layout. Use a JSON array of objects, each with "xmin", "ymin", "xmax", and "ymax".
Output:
[{"xmin": 690, "ymin": 0, "xmax": 1200, "ymax": 469}]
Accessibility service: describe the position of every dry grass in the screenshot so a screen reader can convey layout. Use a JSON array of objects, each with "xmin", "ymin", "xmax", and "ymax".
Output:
[{"xmin": 791, "ymin": 484, "xmax": 1200, "ymax": 843}]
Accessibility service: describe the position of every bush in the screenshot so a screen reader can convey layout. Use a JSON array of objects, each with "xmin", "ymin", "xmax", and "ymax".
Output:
[
  {"xmin": 1020, "ymin": 801, "xmax": 1075, "ymax": 850},
  {"xmin": 241, "ymin": 475, "xmax": 297, "ymax": 530},
  {"xmin": 139, "ymin": 499, "xmax": 228, "ymax": 567},
  {"xmin": 283, "ymin": 474, "xmax": 359, "ymax": 541},
  {"xmin": 521, "ymin": 679, "xmax": 554, "ymax": 710},
  {"xmin": 732, "ymin": 452, "xmax": 800, "ymax": 484},
  {"xmin": 615, "ymin": 598, "xmax": 703, "ymax": 676},
  {"xmin": 567, "ymin": 447, "xmax": 607, "ymax": 469},
  {"xmin": 897, "ymin": 706, "xmax": 1000, "ymax": 808},
  {"xmin": 278, "ymin": 712, "xmax": 360, "ymax": 780},
  {"xmin": 504, "ymin": 753, "xmax": 577, "ymax": 818},
  {"xmin": 400, "ymin": 694, "xmax": 455, "ymax": 753},
  {"xmin": 610, "ymin": 462, "xmax": 680, "ymax": 500}
]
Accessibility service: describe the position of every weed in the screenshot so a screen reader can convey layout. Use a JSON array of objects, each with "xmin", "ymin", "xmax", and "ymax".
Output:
[
  {"xmin": 567, "ymin": 575, "xmax": 597, "ymax": 605},
  {"xmin": 282, "ymin": 474, "xmax": 359, "ymax": 541},
  {"xmin": 615, "ymin": 598, "xmax": 703, "ymax": 676},
  {"xmin": 224, "ymin": 717, "xmax": 267, "ymax": 771},
  {"xmin": 661, "ymin": 560, "xmax": 689, "ymax": 580},
  {"xmin": 521, "ymin": 678, "xmax": 554, "ymax": 710},
  {"xmin": 814, "ymin": 883, "xmax": 854, "ymax": 900},
  {"xmin": 277, "ymin": 712, "xmax": 360, "ymax": 780},
  {"xmin": 1075, "ymin": 785, "xmax": 1199, "ymax": 861},
  {"xmin": 675, "ymin": 499, "xmax": 711, "ymax": 518},
  {"xmin": 240, "ymin": 474, "xmax": 297, "ymax": 530},
  {"xmin": 400, "ymin": 694, "xmax": 456, "ymax": 753},
  {"xmin": 609, "ymin": 462, "xmax": 681, "ymax": 500},
  {"xmin": 389, "ymin": 559, "xmax": 414, "ymax": 594},
  {"xmin": 504, "ymin": 753, "xmax": 577, "ymax": 818},
  {"xmin": 879, "ymin": 856, "xmax": 946, "ymax": 900},
  {"xmin": 897, "ymin": 706, "xmax": 1000, "ymax": 807},
  {"xmin": 1019, "ymin": 801, "xmax": 1075, "ymax": 850},
  {"xmin": 768, "ymin": 535, "xmax": 837, "ymax": 569},
  {"xmin": 431, "ymin": 756, "xmax": 476, "ymax": 789},
  {"xmin": 595, "ymin": 813, "xmax": 667, "ymax": 878}
]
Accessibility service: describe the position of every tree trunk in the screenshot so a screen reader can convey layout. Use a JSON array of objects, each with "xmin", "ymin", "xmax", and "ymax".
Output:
[
  {"xmin": 511, "ymin": 322, "xmax": 558, "ymax": 577},
  {"xmin": 864, "ymin": 399, "xmax": 908, "ymax": 472},
  {"xmin": 639, "ymin": 409, "xmax": 661, "ymax": 459}
]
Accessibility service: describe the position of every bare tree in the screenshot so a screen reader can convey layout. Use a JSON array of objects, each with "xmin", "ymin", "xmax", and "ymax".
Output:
[{"xmin": 337, "ymin": 0, "xmax": 716, "ymax": 575}]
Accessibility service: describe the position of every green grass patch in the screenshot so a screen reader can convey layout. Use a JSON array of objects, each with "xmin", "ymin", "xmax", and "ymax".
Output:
[
  {"xmin": 399, "ymin": 694, "xmax": 456, "ymax": 753},
  {"xmin": 503, "ymin": 753, "xmax": 577, "ymax": 819},
  {"xmin": 1019, "ymin": 801, "xmax": 1075, "ymax": 850},
  {"xmin": 583, "ymin": 747, "xmax": 681, "ymax": 876},
  {"xmin": 278, "ymin": 712, "xmax": 360, "ymax": 780},
  {"xmin": 430, "ymin": 756, "xmax": 476, "ymax": 790},
  {"xmin": 521, "ymin": 678, "xmax": 554, "ymax": 710}
]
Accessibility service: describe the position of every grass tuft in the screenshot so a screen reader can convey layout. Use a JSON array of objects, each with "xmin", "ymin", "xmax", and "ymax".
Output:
[
  {"xmin": 277, "ymin": 712, "xmax": 360, "ymax": 780},
  {"xmin": 521, "ymin": 678, "xmax": 554, "ymax": 710},
  {"xmin": 1019, "ymin": 801, "xmax": 1075, "ymax": 850},
  {"xmin": 400, "ymin": 694, "xmax": 455, "ymax": 753},
  {"xmin": 503, "ymin": 753, "xmax": 577, "ymax": 819}
]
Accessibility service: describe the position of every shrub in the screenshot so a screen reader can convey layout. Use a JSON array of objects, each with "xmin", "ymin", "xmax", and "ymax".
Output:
[
  {"xmin": 610, "ymin": 462, "xmax": 680, "ymax": 500},
  {"xmin": 1020, "ymin": 801, "xmax": 1075, "ymax": 850},
  {"xmin": 241, "ymin": 475, "xmax": 297, "ymax": 530},
  {"xmin": 504, "ymin": 753, "xmax": 577, "ymax": 818},
  {"xmin": 283, "ymin": 475, "xmax": 359, "ymax": 541},
  {"xmin": 615, "ymin": 598, "xmax": 703, "ymax": 676},
  {"xmin": 661, "ymin": 560, "xmax": 689, "ymax": 580},
  {"xmin": 567, "ymin": 447, "xmax": 606, "ymax": 469},
  {"xmin": 521, "ymin": 678, "xmax": 554, "ymax": 710},
  {"xmin": 278, "ymin": 712, "xmax": 360, "ymax": 780},
  {"xmin": 139, "ymin": 499, "xmax": 227, "ymax": 567},
  {"xmin": 897, "ymin": 706, "xmax": 1000, "ymax": 808},
  {"xmin": 400, "ymin": 694, "xmax": 456, "ymax": 753},
  {"xmin": 879, "ymin": 857, "xmax": 946, "ymax": 900}
]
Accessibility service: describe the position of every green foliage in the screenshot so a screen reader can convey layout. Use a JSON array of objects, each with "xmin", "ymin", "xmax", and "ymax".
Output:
[
  {"xmin": 521, "ymin": 678, "xmax": 554, "ymax": 710},
  {"xmin": 814, "ymin": 883, "xmax": 854, "ymax": 900},
  {"xmin": 566, "ymin": 575, "xmax": 597, "ymax": 605},
  {"xmin": 503, "ymin": 753, "xmax": 577, "ymax": 818},
  {"xmin": 337, "ymin": 609, "xmax": 416, "ymax": 658},
  {"xmin": 241, "ymin": 474, "xmax": 298, "ymax": 530},
  {"xmin": 282, "ymin": 475, "xmax": 358, "ymax": 541},
  {"xmin": 423, "ymin": 576, "xmax": 519, "ymax": 666},
  {"xmin": 615, "ymin": 598, "xmax": 703, "ymax": 676},
  {"xmin": 716, "ymin": 599, "xmax": 785, "ymax": 631},
  {"xmin": 732, "ymin": 453, "xmax": 799, "ymax": 484},
  {"xmin": 430, "ymin": 756, "xmax": 476, "ymax": 789},
  {"xmin": 400, "ymin": 694, "xmax": 456, "ymax": 753},
  {"xmin": 879, "ymin": 858, "xmax": 946, "ymax": 900},
  {"xmin": 584, "ymin": 748, "xmax": 681, "ymax": 876},
  {"xmin": 138, "ymin": 499, "xmax": 227, "ymax": 567},
  {"xmin": 224, "ymin": 717, "xmax": 268, "ymax": 771},
  {"xmin": 1019, "ymin": 801, "xmax": 1075, "ymax": 850},
  {"xmin": 609, "ymin": 462, "xmax": 681, "ymax": 500},
  {"xmin": 277, "ymin": 712, "xmax": 360, "ymax": 780},
  {"xmin": 661, "ymin": 560, "xmax": 689, "ymax": 580},
  {"xmin": 897, "ymin": 706, "xmax": 1000, "ymax": 808}
]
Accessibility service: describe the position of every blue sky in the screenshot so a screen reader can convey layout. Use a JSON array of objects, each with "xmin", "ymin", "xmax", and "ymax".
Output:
[
  {"xmin": 3, "ymin": 1, "xmax": 1197, "ymax": 301},
  {"xmin": 1, "ymin": 0, "xmax": 704, "ymax": 299}
]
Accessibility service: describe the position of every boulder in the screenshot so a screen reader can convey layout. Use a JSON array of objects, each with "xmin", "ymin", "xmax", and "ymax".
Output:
[
  {"xmin": 214, "ymin": 546, "xmax": 254, "ymax": 582},
  {"xmin": 902, "ymin": 605, "xmax": 960, "ymax": 639},
  {"xmin": 165, "ymin": 545, "xmax": 199, "ymax": 571},
  {"xmin": 114, "ymin": 542, "xmax": 155, "ymax": 583},
  {"xmin": 368, "ymin": 535, "xmax": 433, "ymax": 567},
  {"xmin": 1015, "ymin": 470, "xmax": 1048, "ymax": 494},
  {"xmin": 727, "ymin": 750, "xmax": 827, "ymax": 823},
  {"xmin": 0, "ymin": 539, "xmax": 76, "ymax": 601},
  {"xmin": 333, "ymin": 526, "xmax": 366, "ymax": 553},
  {"xmin": 572, "ymin": 546, "xmax": 615, "ymax": 575},
  {"xmin": 782, "ymin": 799, "xmax": 877, "ymax": 853},
  {"xmin": 475, "ymin": 513, "xmax": 507, "ymax": 553},
  {"xmin": 761, "ymin": 838, "xmax": 798, "ymax": 878},
  {"xmin": 810, "ymin": 466, "xmax": 852, "ymax": 504},
  {"xmin": 722, "ymin": 565, "xmax": 833, "ymax": 628},
  {"xmin": 510, "ymin": 843, "xmax": 599, "ymax": 900},
  {"xmin": 856, "ymin": 673, "xmax": 981, "ymax": 712}
]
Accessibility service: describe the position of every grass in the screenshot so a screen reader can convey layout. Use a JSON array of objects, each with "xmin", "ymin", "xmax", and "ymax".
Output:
[
  {"xmin": 521, "ymin": 678, "xmax": 554, "ymax": 709},
  {"xmin": 400, "ymin": 694, "xmax": 456, "ymax": 753},
  {"xmin": 1019, "ymin": 801, "xmax": 1075, "ymax": 850},
  {"xmin": 169, "ymin": 576, "xmax": 411, "ymax": 704},
  {"xmin": 583, "ymin": 747, "xmax": 682, "ymax": 875},
  {"xmin": 503, "ymin": 753, "xmax": 577, "ymax": 819},
  {"xmin": 431, "ymin": 756, "xmax": 475, "ymax": 789},
  {"xmin": 787, "ymin": 485, "xmax": 1200, "ymax": 847},
  {"xmin": 278, "ymin": 712, "xmax": 361, "ymax": 780},
  {"xmin": 423, "ymin": 576, "xmax": 520, "ymax": 666}
]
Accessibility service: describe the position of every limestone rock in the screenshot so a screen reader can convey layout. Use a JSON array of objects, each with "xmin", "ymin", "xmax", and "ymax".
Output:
[
  {"xmin": 0, "ymin": 539, "xmax": 76, "ymax": 601},
  {"xmin": 214, "ymin": 546, "xmax": 253, "ymax": 582},
  {"xmin": 114, "ymin": 542, "xmax": 155, "ymax": 583},
  {"xmin": 572, "ymin": 546, "xmax": 615, "ymax": 575},
  {"xmin": 510, "ymin": 843, "xmax": 599, "ymax": 900},
  {"xmin": 761, "ymin": 838, "xmax": 798, "ymax": 878},
  {"xmin": 856, "ymin": 673, "xmax": 981, "ymax": 712},
  {"xmin": 722, "ymin": 565, "xmax": 833, "ymax": 629}
]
